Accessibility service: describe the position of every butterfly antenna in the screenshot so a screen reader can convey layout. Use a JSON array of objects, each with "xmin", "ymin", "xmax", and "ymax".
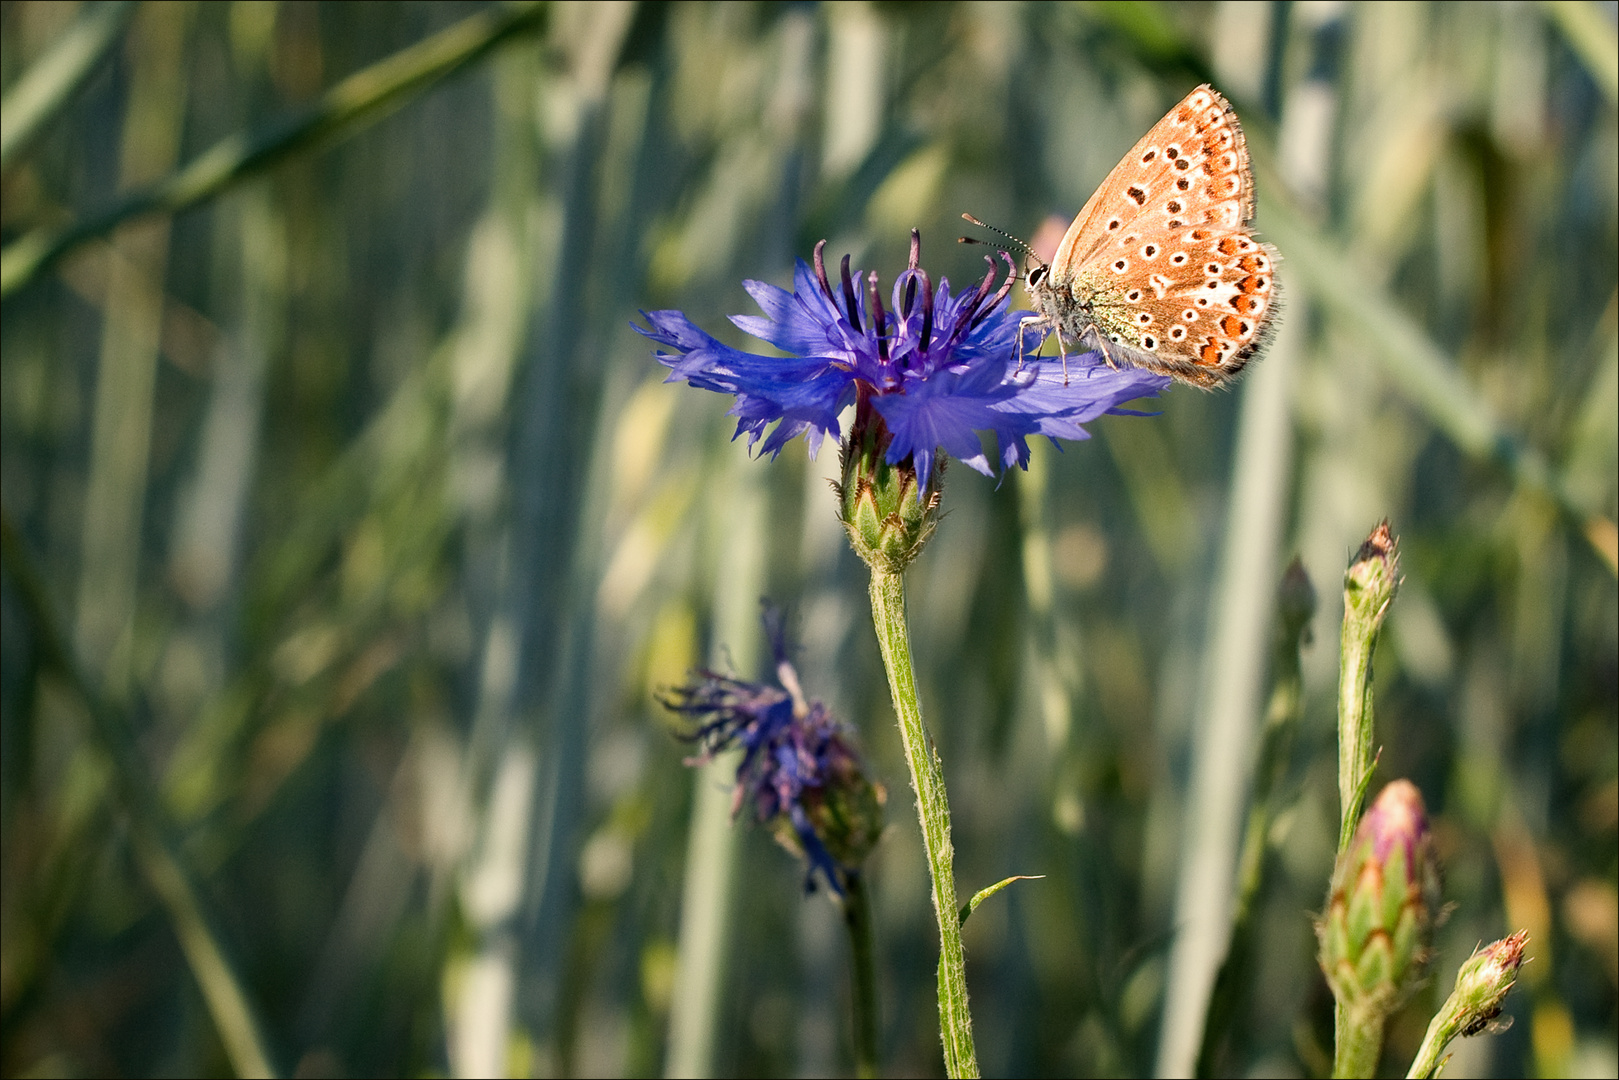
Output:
[{"xmin": 959, "ymin": 213, "xmax": 1044, "ymax": 265}]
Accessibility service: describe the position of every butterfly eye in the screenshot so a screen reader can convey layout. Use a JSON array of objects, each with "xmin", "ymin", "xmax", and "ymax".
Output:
[{"xmin": 1029, "ymin": 265, "xmax": 1047, "ymax": 287}]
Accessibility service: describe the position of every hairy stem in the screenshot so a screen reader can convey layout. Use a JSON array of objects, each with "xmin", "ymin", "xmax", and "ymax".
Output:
[
  {"xmin": 1406, "ymin": 1010, "xmax": 1459, "ymax": 1080},
  {"xmin": 867, "ymin": 570, "xmax": 977, "ymax": 1078},
  {"xmin": 1333, "ymin": 1002, "xmax": 1385, "ymax": 1079}
]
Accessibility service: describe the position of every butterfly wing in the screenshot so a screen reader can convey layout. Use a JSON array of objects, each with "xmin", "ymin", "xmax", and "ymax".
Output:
[{"xmin": 1051, "ymin": 85, "xmax": 1280, "ymax": 388}]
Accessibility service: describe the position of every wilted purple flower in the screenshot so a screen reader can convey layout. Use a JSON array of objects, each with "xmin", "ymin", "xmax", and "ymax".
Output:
[
  {"xmin": 637, "ymin": 231, "xmax": 1169, "ymax": 495},
  {"xmin": 659, "ymin": 612, "xmax": 884, "ymax": 894}
]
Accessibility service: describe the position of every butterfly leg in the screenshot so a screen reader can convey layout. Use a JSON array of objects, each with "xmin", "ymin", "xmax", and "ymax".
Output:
[
  {"xmin": 1083, "ymin": 324, "xmax": 1123, "ymax": 372},
  {"xmin": 1033, "ymin": 322, "xmax": 1071, "ymax": 385},
  {"xmin": 1017, "ymin": 316, "xmax": 1078, "ymax": 385},
  {"xmin": 1016, "ymin": 315, "xmax": 1043, "ymax": 373}
]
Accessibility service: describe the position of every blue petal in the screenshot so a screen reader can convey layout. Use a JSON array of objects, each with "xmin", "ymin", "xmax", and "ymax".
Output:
[{"xmin": 873, "ymin": 381, "xmax": 1007, "ymax": 486}]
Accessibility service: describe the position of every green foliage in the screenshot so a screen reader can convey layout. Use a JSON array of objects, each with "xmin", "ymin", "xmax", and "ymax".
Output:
[{"xmin": 1, "ymin": 2, "xmax": 1614, "ymax": 1077}]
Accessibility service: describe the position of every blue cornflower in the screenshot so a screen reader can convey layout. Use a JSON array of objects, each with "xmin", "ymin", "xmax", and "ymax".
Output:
[
  {"xmin": 659, "ymin": 612, "xmax": 884, "ymax": 895},
  {"xmin": 637, "ymin": 230, "xmax": 1170, "ymax": 496}
]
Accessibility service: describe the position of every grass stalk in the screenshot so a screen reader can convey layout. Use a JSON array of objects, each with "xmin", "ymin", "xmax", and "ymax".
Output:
[
  {"xmin": 1, "ymin": 2, "xmax": 547, "ymax": 297},
  {"xmin": 1, "ymin": 511, "xmax": 278, "ymax": 1079}
]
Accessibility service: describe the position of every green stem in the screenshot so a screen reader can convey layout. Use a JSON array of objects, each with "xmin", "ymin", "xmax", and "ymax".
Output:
[
  {"xmin": 0, "ymin": 2, "xmax": 547, "ymax": 298},
  {"xmin": 867, "ymin": 570, "xmax": 978, "ymax": 1079},
  {"xmin": 1406, "ymin": 1010, "xmax": 1459, "ymax": 1080},
  {"xmin": 1333, "ymin": 1002, "xmax": 1386, "ymax": 1079},
  {"xmin": 1, "ymin": 510, "xmax": 278, "ymax": 1078},
  {"xmin": 844, "ymin": 872, "xmax": 881, "ymax": 1079},
  {"xmin": 1329, "ymin": 528, "xmax": 1399, "ymax": 1075},
  {"xmin": 1336, "ymin": 613, "xmax": 1378, "ymax": 853}
]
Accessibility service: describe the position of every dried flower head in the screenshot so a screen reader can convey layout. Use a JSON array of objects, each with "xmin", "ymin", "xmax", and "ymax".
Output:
[{"xmin": 659, "ymin": 611, "xmax": 884, "ymax": 893}]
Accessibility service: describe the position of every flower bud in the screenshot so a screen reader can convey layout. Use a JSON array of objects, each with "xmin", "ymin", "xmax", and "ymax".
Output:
[
  {"xmin": 1450, "ymin": 930, "xmax": 1528, "ymax": 1037},
  {"xmin": 1408, "ymin": 931, "xmax": 1529, "ymax": 1077},
  {"xmin": 1343, "ymin": 520, "xmax": 1399, "ymax": 636},
  {"xmin": 1277, "ymin": 556, "xmax": 1317, "ymax": 646},
  {"xmin": 1319, "ymin": 780, "xmax": 1440, "ymax": 1017},
  {"xmin": 837, "ymin": 400, "xmax": 943, "ymax": 574}
]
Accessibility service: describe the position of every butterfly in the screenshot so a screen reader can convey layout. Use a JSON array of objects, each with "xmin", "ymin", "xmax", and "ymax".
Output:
[{"xmin": 969, "ymin": 84, "xmax": 1279, "ymax": 389}]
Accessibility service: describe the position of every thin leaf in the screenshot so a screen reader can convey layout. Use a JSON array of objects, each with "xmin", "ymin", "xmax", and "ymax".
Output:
[{"xmin": 958, "ymin": 875, "xmax": 1044, "ymax": 928}]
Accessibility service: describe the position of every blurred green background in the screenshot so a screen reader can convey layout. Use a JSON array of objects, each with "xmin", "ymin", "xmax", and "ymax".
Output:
[{"xmin": 1, "ymin": 2, "xmax": 1614, "ymax": 1077}]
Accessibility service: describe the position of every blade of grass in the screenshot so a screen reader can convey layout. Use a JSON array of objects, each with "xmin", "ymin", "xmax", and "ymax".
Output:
[
  {"xmin": 1543, "ymin": 1, "xmax": 1619, "ymax": 104},
  {"xmin": 1261, "ymin": 201, "xmax": 1617, "ymax": 576},
  {"xmin": 1, "ymin": 510, "xmax": 278, "ymax": 1079},
  {"xmin": 0, "ymin": 0, "xmax": 136, "ymax": 172},
  {"xmin": 0, "ymin": 1, "xmax": 547, "ymax": 298},
  {"xmin": 1156, "ymin": 307, "xmax": 1300, "ymax": 1078},
  {"xmin": 666, "ymin": 452, "xmax": 766, "ymax": 1078},
  {"xmin": 1195, "ymin": 560, "xmax": 1315, "ymax": 1077}
]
